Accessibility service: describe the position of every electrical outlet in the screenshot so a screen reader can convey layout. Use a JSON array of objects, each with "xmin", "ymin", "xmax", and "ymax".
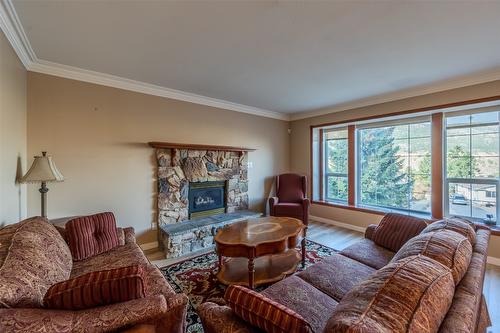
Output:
[
  {"xmin": 247, "ymin": 161, "xmax": 254, "ymax": 169},
  {"xmin": 151, "ymin": 222, "xmax": 157, "ymax": 230}
]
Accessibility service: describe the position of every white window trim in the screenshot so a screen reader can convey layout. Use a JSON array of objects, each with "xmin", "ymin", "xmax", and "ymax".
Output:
[
  {"xmin": 443, "ymin": 110, "xmax": 500, "ymax": 222},
  {"xmin": 355, "ymin": 119, "xmax": 432, "ymax": 214}
]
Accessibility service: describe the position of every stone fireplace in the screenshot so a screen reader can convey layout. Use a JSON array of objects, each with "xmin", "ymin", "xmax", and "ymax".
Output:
[{"xmin": 150, "ymin": 142, "xmax": 260, "ymax": 258}]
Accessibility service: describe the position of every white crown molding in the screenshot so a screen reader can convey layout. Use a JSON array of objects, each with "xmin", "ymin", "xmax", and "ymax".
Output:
[
  {"xmin": 29, "ymin": 60, "xmax": 290, "ymax": 121},
  {"xmin": 0, "ymin": 0, "xmax": 35, "ymax": 67},
  {"xmin": 290, "ymin": 68, "xmax": 500, "ymax": 121}
]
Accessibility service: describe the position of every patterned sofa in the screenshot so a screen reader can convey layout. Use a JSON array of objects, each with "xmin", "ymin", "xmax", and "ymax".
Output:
[
  {"xmin": 0, "ymin": 216, "xmax": 188, "ymax": 333},
  {"xmin": 199, "ymin": 213, "xmax": 492, "ymax": 333}
]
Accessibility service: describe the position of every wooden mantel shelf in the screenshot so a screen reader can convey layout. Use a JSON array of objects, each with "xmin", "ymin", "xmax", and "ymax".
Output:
[{"xmin": 148, "ymin": 142, "xmax": 256, "ymax": 152}]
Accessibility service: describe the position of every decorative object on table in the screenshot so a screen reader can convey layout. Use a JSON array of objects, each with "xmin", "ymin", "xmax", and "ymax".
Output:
[
  {"xmin": 20, "ymin": 151, "xmax": 64, "ymax": 218},
  {"xmin": 161, "ymin": 239, "xmax": 335, "ymax": 333},
  {"xmin": 214, "ymin": 216, "xmax": 305, "ymax": 289}
]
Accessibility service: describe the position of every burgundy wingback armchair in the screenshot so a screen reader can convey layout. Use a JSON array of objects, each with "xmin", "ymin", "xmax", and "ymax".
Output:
[{"xmin": 269, "ymin": 173, "xmax": 310, "ymax": 229}]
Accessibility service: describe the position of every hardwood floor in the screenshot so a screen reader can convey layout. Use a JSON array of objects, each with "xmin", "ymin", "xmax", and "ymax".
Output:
[{"xmin": 308, "ymin": 220, "xmax": 500, "ymax": 333}]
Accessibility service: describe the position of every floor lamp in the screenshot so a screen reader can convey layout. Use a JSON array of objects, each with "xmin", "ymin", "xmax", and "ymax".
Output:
[{"xmin": 20, "ymin": 152, "xmax": 64, "ymax": 218}]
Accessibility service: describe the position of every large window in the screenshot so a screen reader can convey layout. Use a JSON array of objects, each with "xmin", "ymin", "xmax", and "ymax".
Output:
[
  {"xmin": 357, "ymin": 121, "xmax": 431, "ymax": 214},
  {"xmin": 312, "ymin": 102, "xmax": 500, "ymax": 226},
  {"xmin": 324, "ymin": 128, "xmax": 348, "ymax": 202},
  {"xmin": 445, "ymin": 111, "xmax": 500, "ymax": 222}
]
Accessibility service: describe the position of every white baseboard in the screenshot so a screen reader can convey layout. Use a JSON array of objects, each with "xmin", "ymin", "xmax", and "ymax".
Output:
[
  {"xmin": 310, "ymin": 215, "xmax": 366, "ymax": 233},
  {"xmin": 310, "ymin": 215, "xmax": 500, "ymax": 266},
  {"xmin": 487, "ymin": 256, "xmax": 500, "ymax": 266},
  {"xmin": 140, "ymin": 241, "xmax": 159, "ymax": 251}
]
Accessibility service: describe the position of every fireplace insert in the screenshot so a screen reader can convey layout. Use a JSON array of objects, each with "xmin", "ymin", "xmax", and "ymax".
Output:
[{"xmin": 188, "ymin": 181, "xmax": 226, "ymax": 218}]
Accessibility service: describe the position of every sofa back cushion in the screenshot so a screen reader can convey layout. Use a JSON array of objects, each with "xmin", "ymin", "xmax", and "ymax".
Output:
[
  {"xmin": 391, "ymin": 230, "xmax": 472, "ymax": 285},
  {"xmin": 422, "ymin": 218, "xmax": 476, "ymax": 245},
  {"xmin": 372, "ymin": 213, "xmax": 429, "ymax": 252},
  {"xmin": 66, "ymin": 212, "xmax": 120, "ymax": 261},
  {"xmin": 44, "ymin": 265, "xmax": 146, "ymax": 310},
  {"xmin": 0, "ymin": 217, "xmax": 72, "ymax": 308},
  {"xmin": 325, "ymin": 255, "xmax": 455, "ymax": 333},
  {"xmin": 225, "ymin": 285, "xmax": 312, "ymax": 333}
]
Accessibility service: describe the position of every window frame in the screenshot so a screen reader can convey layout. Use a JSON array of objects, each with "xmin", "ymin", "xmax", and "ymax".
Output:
[
  {"xmin": 309, "ymin": 95, "xmax": 500, "ymax": 231},
  {"xmin": 322, "ymin": 126, "xmax": 349, "ymax": 203},
  {"xmin": 443, "ymin": 111, "xmax": 500, "ymax": 222},
  {"xmin": 355, "ymin": 119, "xmax": 432, "ymax": 215}
]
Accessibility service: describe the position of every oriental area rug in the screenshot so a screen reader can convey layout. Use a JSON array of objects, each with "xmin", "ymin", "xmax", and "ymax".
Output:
[{"xmin": 160, "ymin": 240, "xmax": 336, "ymax": 333}]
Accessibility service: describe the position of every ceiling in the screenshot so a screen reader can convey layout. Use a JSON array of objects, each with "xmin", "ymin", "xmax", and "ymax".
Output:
[{"xmin": 6, "ymin": 1, "xmax": 500, "ymax": 120}]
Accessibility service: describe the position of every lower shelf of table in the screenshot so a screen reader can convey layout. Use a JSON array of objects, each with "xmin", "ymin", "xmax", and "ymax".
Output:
[{"xmin": 216, "ymin": 249, "xmax": 301, "ymax": 288}]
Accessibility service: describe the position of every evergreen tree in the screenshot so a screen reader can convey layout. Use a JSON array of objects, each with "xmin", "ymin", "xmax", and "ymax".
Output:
[
  {"xmin": 360, "ymin": 127, "xmax": 410, "ymax": 208},
  {"xmin": 446, "ymin": 145, "xmax": 478, "ymax": 178}
]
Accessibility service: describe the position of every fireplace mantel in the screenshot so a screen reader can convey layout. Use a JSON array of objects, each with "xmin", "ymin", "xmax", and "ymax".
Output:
[{"xmin": 148, "ymin": 141, "xmax": 256, "ymax": 152}]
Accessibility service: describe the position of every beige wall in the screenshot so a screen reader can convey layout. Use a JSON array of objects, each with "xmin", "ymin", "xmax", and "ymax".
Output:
[
  {"xmin": 0, "ymin": 30, "xmax": 27, "ymax": 225},
  {"xmin": 290, "ymin": 80, "xmax": 500, "ymax": 258},
  {"xmin": 27, "ymin": 72, "xmax": 290, "ymax": 244}
]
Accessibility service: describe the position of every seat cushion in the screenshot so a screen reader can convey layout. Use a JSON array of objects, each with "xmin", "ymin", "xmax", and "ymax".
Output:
[
  {"xmin": 273, "ymin": 203, "xmax": 303, "ymax": 217},
  {"xmin": 372, "ymin": 213, "xmax": 429, "ymax": 252},
  {"xmin": 262, "ymin": 275, "xmax": 338, "ymax": 333},
  {"xmin": 44, "ymin": 265, "xmax": 146, "ymax": 310},
  {"xmin": 66, "ymin": 212, "xmax": 120, "ymax": 261},
  {"xmin": 422, "ymin": 218, "xmax": 476, "ymax": 245},
  {"xmin": 71, "ymin": 242, "xmax": 149, "ymax": 278},
  {"xmin": 224, "ymin": 285, "xmax": 312, "ymax": 333},
  {"xmin": 297, "ymin": 253, "xmax": 375, "ymax": 302},
  {"xmin": 340, "ymin": 238, "xmax": 395, "ymax": 269},
  {"xmin": 0, "ymin": 217, "xmax": 72, "ymax": 308},
  {"xmin": 391, "ymin": 230, "xmax": 473, "ymax": 285},
  {"xmin": 325, "ymin": 255, "xmax": 455, "ymax": 333}
]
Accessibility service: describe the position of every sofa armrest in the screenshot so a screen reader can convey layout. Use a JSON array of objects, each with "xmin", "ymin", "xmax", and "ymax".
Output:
[
  {"xmin": 198, "ymin": 302, "xmax": 260, "ymax": 333},
  {"xmin": 365, "ymin": 224, "xmax": 377, "ymax": 240},
  {"xmin": 0, "ymin": 295, "xmax": 169, "ymax": 333},
  {"xmin": 124, "ymin": 227, "xmax": 136, "ymax": 244}
]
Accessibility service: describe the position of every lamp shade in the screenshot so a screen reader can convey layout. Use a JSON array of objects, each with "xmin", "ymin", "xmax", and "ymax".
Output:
[{"xmin": 20, "ymin": 152, "xmax": 64, "ymax": 183}]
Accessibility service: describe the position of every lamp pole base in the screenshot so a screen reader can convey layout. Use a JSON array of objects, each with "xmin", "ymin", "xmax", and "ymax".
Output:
[{"xmin": 39, "ymin": 181, "xmax": 49, "ymax": 218}]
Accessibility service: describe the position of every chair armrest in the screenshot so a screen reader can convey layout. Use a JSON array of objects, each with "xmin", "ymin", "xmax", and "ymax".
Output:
[
  {"xmin": 365, "ymin": 224, "xmax": 377, "ymax": 240},
  {"xmin": 198, "ymin": 302, "xmax": 260, "ymax": 333},
  {"xmin": 269, "ymin": 197, "xmax": 279, "ymax": 215},
  {"xmin": 269, "ymin": 196, "xmax": 279, "ymax": 206},
  {"xmin": 124, "ymin": 227, "xmax": 136, "ymax": 244},
  {"xmin": 0, "ymin": 295, "xmax": 169, "ymax": 333}
]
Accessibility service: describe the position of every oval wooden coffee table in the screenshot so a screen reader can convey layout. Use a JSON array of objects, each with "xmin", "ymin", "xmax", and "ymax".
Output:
[{"xmin": 215, "ymin": 216, "xmax": 305, "ymax": 289}]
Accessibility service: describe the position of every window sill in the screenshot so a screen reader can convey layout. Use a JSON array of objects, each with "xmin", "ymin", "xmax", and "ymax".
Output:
[
  {"xmin": 311, "ymin": 200, "xmax": 386, "ymax": 216},
  {"xmin": 312, "ymin": 200, "xmax": 500, "ymax": 236}
]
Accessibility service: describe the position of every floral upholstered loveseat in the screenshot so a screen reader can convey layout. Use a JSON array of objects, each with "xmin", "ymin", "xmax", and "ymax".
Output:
[
  {"xmin": 0, "ymin": 216, "xmax": 188, "ymax": 333},
  {"xmin": 199, "ymin": 213, "xmax": 492, "ymax": 333}
]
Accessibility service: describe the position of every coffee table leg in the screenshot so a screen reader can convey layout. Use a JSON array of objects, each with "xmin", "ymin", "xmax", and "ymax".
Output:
[
  {"xmin": 301, "ymin": 226, "xmax": 307, "ymax": 267},
  {"xmin": 248, "ymin": 258, "xmax": 255, "ymax": 289}
]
